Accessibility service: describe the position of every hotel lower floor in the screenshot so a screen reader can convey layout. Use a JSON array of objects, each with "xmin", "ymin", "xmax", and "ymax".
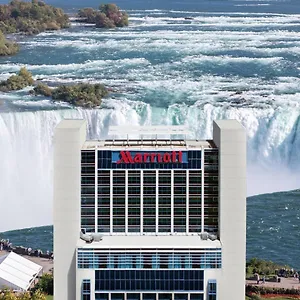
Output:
[{"xmin": 83, "ymin": 292, "xmax": 216, "ymax": 300}]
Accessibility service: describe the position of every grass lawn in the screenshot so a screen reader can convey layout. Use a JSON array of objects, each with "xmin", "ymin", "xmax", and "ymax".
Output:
[{"xmin": 46, "ymin": 296, "xmax": 53, "ymax": 300}]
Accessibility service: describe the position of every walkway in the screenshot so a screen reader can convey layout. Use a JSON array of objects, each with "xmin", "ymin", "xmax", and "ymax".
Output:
[{"xmin": 247, "ymin": 277, "xmax": 300, "ymax": 290}]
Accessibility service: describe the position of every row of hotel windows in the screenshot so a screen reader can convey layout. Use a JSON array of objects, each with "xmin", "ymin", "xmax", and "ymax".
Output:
[
  {"xmin": 95, "ymin": 270, "xmax": 204, "ymax": 291},
  {"xmin": 77, "ymin": 251, "xmax": 221, "ymax": 269},
  {"xmin": 83, "ymin": 293, "xmax": 207, "ymax": 300}
]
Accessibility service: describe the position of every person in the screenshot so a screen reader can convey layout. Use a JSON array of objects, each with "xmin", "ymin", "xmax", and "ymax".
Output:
[{"xmin": 255, "ymin": 273, "xmax": 260, "ymax": 284}]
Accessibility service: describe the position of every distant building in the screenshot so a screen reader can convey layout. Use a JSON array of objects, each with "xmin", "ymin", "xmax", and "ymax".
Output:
[{"xmin": 53, "ymin": 120, "xmax": 246, "ymax": 300}]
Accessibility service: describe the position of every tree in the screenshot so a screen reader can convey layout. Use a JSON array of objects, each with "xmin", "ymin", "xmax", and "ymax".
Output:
[
  {"xmin": 32, "ymin": 273, "xmax": 53, "ymax": 295},
  {"xmin": 0, "ymin": 30, "xmax": 19, "ymax": 56},
  {"xmin": 78, "ymin": 3, "xmax": 129, "ymax": 28},
  {"xmin": 0, "ymin": 67, "xmax": 34, "ymax": 91}
]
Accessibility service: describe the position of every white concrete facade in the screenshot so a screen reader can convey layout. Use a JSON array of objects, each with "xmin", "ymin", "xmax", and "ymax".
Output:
[
  {"xmin": 53, "ymin": 119, "xmax": 246, "ymax": 300},
  {"xmin": 213, "ymin": 120, "xmax": 246, "ymax": 300},
  {"xmin": 53, "ymin": 120, "xmax": 87, "ymax": 300}
]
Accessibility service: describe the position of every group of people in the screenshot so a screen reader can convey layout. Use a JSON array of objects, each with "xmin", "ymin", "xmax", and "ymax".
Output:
[
  {"xmin": 0, "ymin": 239, "xmax": 12, "ymax": 251},
  {"xmin": 0, "ymin": 239, "xmax": 53, "ymax": 260},
  {"xmin": 254, "ymin": 269, "xmax": 300, "ymax": 285}
]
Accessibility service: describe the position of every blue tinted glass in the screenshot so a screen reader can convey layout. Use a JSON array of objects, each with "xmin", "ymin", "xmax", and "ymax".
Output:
[{"xmin": 95, "ymin": 270, "xmax": 204, "ymax": 291}]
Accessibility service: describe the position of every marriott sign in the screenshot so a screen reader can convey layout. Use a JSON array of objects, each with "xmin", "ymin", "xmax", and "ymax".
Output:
[{"xmin": 115, "ymin": 151, "xmax": 184, "ymax": 164}]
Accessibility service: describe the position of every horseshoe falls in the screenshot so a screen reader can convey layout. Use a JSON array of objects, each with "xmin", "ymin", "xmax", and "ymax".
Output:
[{"xmin": 1, "ymin": 0, "xmax": 300, "ymax": 232}]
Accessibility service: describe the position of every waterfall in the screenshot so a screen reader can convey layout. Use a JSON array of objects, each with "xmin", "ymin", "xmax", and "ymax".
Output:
[{"xmin": 1, "ymin": 101, "xmax": 300, "ymax": 231}]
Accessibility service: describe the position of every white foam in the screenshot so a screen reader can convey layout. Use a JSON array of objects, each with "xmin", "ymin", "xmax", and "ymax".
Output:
[{"xmin": 1, "ymin": 9, "xmax": 300, "ymax": 232}]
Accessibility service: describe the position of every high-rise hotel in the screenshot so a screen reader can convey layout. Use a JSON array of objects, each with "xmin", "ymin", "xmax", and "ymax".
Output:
[{"xmin": 53, "ymin": 120, "xmax": 246, "ymax": 300}]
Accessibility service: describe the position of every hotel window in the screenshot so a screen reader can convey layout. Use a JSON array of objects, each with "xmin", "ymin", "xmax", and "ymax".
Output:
[
  {"xmin": 143, "ymin": 171, "xmax": 156, "ymax": 232},
  {"xmin": 128, "ymin": 294, "xmax": 140, "ymax": 300},
  {"xmin": 82, "ymin": 279, "xmax": 91, "ymax": 300},
  {"xmin": 81, "ymin": 151, "xmax": 96, "ymax": 232},
  {"xmin": 128, "ymin": 171, "xmax": 141, "ymax": 233},
  {"xmin": 207, "ymin": 280, "xmax": 217, "ymax": 300},
  {"xmin": 78, "ymin": 251, "xmax": 221, "ymax": 269},
  {"xmin": 174, "ymin": 171, "xmax": 186, "ymax": 233},
  {"xmin": 95, "ymin": 270, "xmax": 204, "ymax": 291},
  {"xmin": 113, "ymin": 170, "xmax": 125, "ymax": 232},
  {"xmin": 204, "ymin": 149, "xmax": 219, "ymax": 235},
  {"xmin": 98, "ymin": 171, "xmax": 110, "ymax": 233},
  {"xmin": 159, "ymin": 171, "xmax": 171, "ymax": 232},
  {"xmin": 96, "ymin": 294, "xmax": 109, "ymax": 300},
  {"xmin": 189, "ymin": 170, "xmax": 201, "ymax": 233}
]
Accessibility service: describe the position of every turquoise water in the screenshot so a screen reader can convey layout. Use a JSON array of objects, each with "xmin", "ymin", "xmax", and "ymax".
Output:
[{"xmin": 1, "ymin": 190, "xmax": 299, "ymax": 269}]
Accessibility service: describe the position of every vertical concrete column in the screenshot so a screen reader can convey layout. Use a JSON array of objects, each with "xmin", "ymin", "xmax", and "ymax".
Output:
[
  {"xmin": 53, "ymin": 120, "xmax": 87, "ymax": 300},
  {"xmin": 213, "ymin": 120, "xmax": 246, "ymax": 300}
]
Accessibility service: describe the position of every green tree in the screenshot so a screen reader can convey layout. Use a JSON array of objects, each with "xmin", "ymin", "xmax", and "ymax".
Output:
[
  {"xmin": 0, "ymin": 67, "xmax": 34, "ymax": 91},
  {"xmin": 78, "ymin": 3, "xmax": 129, "ymax": 28},
  {"xmin": 0, "ymin": 30, "xmax": 19, "ymax": 56},
  {"xmin": 32, "ymin": 274, "xmax": 53, "ymax": 295}
]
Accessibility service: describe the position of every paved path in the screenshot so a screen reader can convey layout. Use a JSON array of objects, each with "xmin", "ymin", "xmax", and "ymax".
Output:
[
  {"xmin": 0, "ymin": 251, "xmax": 53, "ymax": 274},
  {"xmin": 247, "ymin": 277, "xmax": 300, "ymax": 290}
]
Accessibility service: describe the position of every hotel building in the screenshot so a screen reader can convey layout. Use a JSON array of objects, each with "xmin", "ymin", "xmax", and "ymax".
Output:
[{"xmin": 53, "ymin": 120, "xmax": 246, "ymax": 300}]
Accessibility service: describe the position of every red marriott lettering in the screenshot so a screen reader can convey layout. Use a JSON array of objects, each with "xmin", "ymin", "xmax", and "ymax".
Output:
[{"xmin": 117, "ymin": 151, "xmax": 183, "ymax": 164}]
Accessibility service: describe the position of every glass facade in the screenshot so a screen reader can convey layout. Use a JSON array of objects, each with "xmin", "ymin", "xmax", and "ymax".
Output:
[
  {"xmin": 98, "ymin": 170, "xmax": 110, "ymax": 233},
  {"xmin": 204, "ymin": 150, "xmax": 219, "ymax": 235},
  {"xmin": 82, "ymin": 147, "xmax": 219, "ymax": 235},
  {"xmin": 81, "ymin": 151, "xmax": 96, "ymax": 233},
  {"xmin": 207, "ymin": 280, "xmax": 217, "ymax": 300},
  {"xmin": 80, "ymin": 144, "xmax": 220, "ymax": 299},
  {"xmin": 95, "ymin": 293, "xmax": 203, "ymax": 300},
  {"xmin": 82, "ymin": 279, "xmax": 91, "ymax": 300},
  {"xmin": 78, "ymin": 250, "xmax": 222, "ymax": 269},
  {"xmin": 143, "ymin": 171, "xmax": 156, "ymax": 232},
  {"xmin": 95, "ymin": 270, "xmax": 204, "ymax": 291}
]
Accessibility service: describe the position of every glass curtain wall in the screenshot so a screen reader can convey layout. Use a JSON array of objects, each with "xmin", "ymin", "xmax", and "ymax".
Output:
[
  {"xmin": 158, "ymin": 171, "xmax": 171, "ymax": 233},
  {"xmin": 81, "ymin": 150, "xmax": 96, "ymax": 232},
  {"xmin": 98, "ymin": 170, "xmax": 110, "ymax": 232},
  {"xmin": 204, "ymin": 150, "xmax": 219, "ymax": 235},
  {"xmin": 189, "ymin": 170, "xmax": 202, "ymax": 232},
  {"xmin": 128, "ymin": 171, "xmax": 141, "ymax": 233},
  {"xmin": 143, "ymin": 171, "xmax": 156, "ymax": 232},
  {"xmin": 113, "ymin": 171, "xmax": 126, "ymax": 232},
  {"xmin": 173, "ymin": 170, "xmax": 187, "ymax": 233}
]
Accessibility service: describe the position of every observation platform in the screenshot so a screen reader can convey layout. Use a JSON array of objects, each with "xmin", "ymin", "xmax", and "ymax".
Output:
[{"xmin": 77, "ymin": 235, "xmax": 221, "ymax": 249}]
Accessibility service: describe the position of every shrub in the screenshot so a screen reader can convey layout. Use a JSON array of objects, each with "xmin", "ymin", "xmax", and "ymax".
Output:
[
  {"xmin": 77, "ymin": 3, "xmax": 128, "ymax": 28},
  {"xmin": 32, "ymin": 273, "xmax": 53, "ymax": 296},
  {"xmin": 32, "ymin": 82, "xmax": 52, "ymax": 96},
  {"xmin": 0, "ymin": 30, "xmax": 19, "ymax": 56},
  {"xmin": 246, "ymin": 257, "xmax": 291, "ymax": 277},
  {"xmin": 51, "ymin": 83, "xmax": 108, "ymax": 108},
  {"xmin": 0, "ymin": 289, "xmax": 46, "ymax": 299},
  {"xmin": 78, "ymin": 7, "xmax": 98, "ymax": 23},
  {"xmin": 0, "ymin": 67, "xmax": 34, "ymax": 91},
  {"xmin": 0, "ymin": 0, "xmax": 70, "ymax": 35},
  {"xmin": 33, "ymin": 82, "xmax": 109, "ymax": 108},
  {"xmin": 246, "ymin": 284, "xmax": 300, "ymax": 296}
]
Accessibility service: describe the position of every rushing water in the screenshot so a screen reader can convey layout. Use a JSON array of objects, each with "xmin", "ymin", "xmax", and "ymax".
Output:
[{"xmin": 0, "ymin": 0, "xmax": 300, "ymax": 242}]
